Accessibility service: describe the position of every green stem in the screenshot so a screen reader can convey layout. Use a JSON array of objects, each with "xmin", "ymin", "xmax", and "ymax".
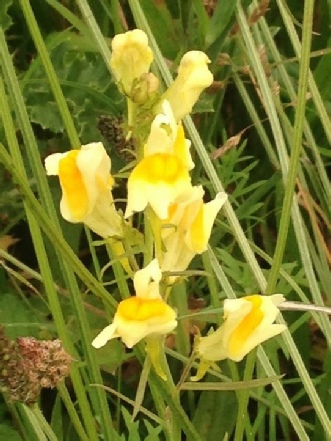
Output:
[
  {"xmin": 202, "ymin": 252, "xmax": 223, "ymax": 326},
  {"xmin": 0, "ymin": 74, "xmax": 99, "ymax": 441},
  {"xmin": 0, "ymin": 26, "xmax": 116, "ymax": 436},
  {"xmin": 20, "ymin": 405, "xmax": 47, "ymax": 441},
  {"xmin": 106, "ymin": 241, "xmax": 131, "ymax": 299},
  {"xmin": 57, "ymin": 384, "xmax": 90, "ymax": 441},
  {"xmin": 19, "ymin": 0, "xmax": 80, "ymax": 148},
  {"xmin": 266, "ymin": 0, "xmax": 315, "ymax": 293},
  {"xmin": 150, "ymin": 348, "xmax": 202, "ymax": 441},
  {"xmin": 233, "ymin": 351, "xmax": 257, "ymax": 441},
  {"xmin": 29, "ymin": 404, "xmax": 58, "ymax": 441}
]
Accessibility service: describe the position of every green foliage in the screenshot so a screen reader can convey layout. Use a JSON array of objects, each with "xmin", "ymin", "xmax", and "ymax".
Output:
[
  {"xmin": 120, "ymin": 407, "xmax": 162, "ymax": 441},
  {"xmin": 22, "ymin": 30, "xmax": 122, "ymax": 140},
  {"xmin": 193, "ymin": 389, "xmax": 237, "ymax": 440},
  {"xmin": 0, "ymin": 0, "xmax": 13, "ymax": 32},
  {"xmin": 0, "ymin": 0, "xmax": 330, "ymax": 440},
  {"xmin": 0, "ymin": 424, "xmax": 23, "ymax": 441}
]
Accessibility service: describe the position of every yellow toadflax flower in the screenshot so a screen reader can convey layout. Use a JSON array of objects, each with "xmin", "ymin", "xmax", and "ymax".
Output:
[
  {"xmin": 92, "ymin": 259, "xmax": 177, "ymax": 349},
  {"xmin": 144, "ymin": 100, "xmax": 194, "ymax": 171},
  {"xmin": 110, "ymin": 29, "xmax": 153, "ymax": 97},
  {"xmin": 125, "ymin": 153, "xmax": 192, "ymax": 219},
  {"xmin": 196, "ymin": 294, "xmax": 286, "ymax": 363},
  {"xmin": 45, "ymin": 142, "xmax": 122, "ymax": 238},
  {"xmin": 161, "ymin": 186, "xmax": 227, "ymax": 274},
  {"xmin": 125, "ymin": 104, "xmax": 194, "ymax": 219},
  {"xmin": 163, "ymin": 51, "xmax": 213, "ymax": 121}
]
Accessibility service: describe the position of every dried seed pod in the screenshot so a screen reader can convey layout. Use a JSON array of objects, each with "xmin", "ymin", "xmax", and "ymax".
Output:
[{"xmin": 97, "ymin": 115, "xmax": 135, "ymax": 162}]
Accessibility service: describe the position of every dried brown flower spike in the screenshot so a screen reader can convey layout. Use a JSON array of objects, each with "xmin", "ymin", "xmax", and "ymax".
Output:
[{"xmin": 0, "ymin": 326, "xmax": 72, "ymax": 405}]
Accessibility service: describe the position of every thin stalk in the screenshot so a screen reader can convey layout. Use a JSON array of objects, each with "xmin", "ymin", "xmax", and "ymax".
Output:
[
  {"xmin": 202, "ymin": 252, "xmax": 222, "ymax": 326},
  {"xmin": 236, "ymin": 5, "xmax": 331, "ymax": 434},
  {"xmin": 75, "ymin": 0, "xmax": 113, "ymax": 70},
  {"xmin": 233, "ymin": 4, "xmax": 331, "ymax": 342},
  {"xmin": 20, "ymin": 0, "xmax": 80, "ymax": 148},
  {"xmin": 0, "ymin": 75, "xmax": 98, "ymax": 440},
  {"xmin": 232, "ymin": 71, "xmax": 279, "ymax": 168},
  {"xmin": 207, "ymin": 246, "xmax": 309, "ymax": 440},
  {"xmin": 0, "ymin": 38, "xmax": 120, "ymax": 440},
  {"xmin": 20, "ymin": 405, "xmax": 48, "ymax": 441},
  {"xmin": 276, "ymin": 0, "xmax": 331, "ymax": 144},
  {"xmin": 57, "ymin": 384, "xmax": 90, "ymax": 441},
  {"xmin": 30, "ymin": 404, "xmax": 58, "ymax": 441},
  {"xmin": 106, "ymin": 242, "xmax": 131, "ymax": 299},
  {"xmin": 0, "ymin": 144, "xmax": 115, "ymax": 310},
  {"xmin": 233, "ymin": 351, "xmax": 257, "ymax": 441},
  {"xmin": 266, "ymin": 0, "xmax": 315, "ymax": 293},
  {"xmin": 254, "ymin": 0, "xmax": 331, "ymax": 203}
]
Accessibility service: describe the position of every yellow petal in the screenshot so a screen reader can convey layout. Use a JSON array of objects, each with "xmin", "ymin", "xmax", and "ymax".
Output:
[
  {"xmin": 92, "ymin": 323, "xmax": 118, "ymax": 348},
  {"xmin": 133, "ymin": 258, "xmax": 162, "ymax": 299},
  {"xmin": 125, "ymin": 153, "xmax": 192, "ymax": 219},
  {"xmin": 111, "ymin": 29, "xmax": 153, "ymax": 95},
  {"xmin": 136, "ymin": 153, "xmax": 185, "ymax": 183},
  {"xmin": 195, "ymin": 295, "xmax": 286, "ymax": 363},
  {"xmin": 145, "ymin": 102, "xmax": 194, "ymax": 170},
  {"xmin": 117, "ymin": 297, "xmax": 173, "ymax": 322},
  {"xmin": 227, "ymin": 295, "xmax": 264, "ymax": 357},
  {"xmin": 186, "ymin": 192, "xmax": 227, "ymax": 253},
  {"xmin": 59, "ymin": 150, "xmax": 89, "ymax": 220},
  {"xmin": 164, "ymin": 51, "xmax": 213, "ymax": 121}
]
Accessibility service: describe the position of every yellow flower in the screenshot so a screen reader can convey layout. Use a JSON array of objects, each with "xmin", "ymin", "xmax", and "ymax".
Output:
[
  {"xmin": 125, "ymin": 153, "xmax": 192, "ymax": 219},
  {"xmin": 196, "ymin": 295, "xmax": 286, "ymax": 363},
  {"xmin": 163, "ymin": 51, "xmax": 213, "ymax": 121},
  {"xmin": 45, "ymin": 142, "xmax": 122, "ymax": 238},
  {"xmin": 92, "ymin": 259, "xmax": 177, "ymax": 348},
  {"xmin": 110, "ymin": 29, "xmax": 153, "ymax": 96},
  {"xmin": 161, "ymin": 186, "xmax": 227, "ymax": 274},
  {"xmin": 125, "ymin": 102, "xmax": 195, "ymax": 219},
  {"xmin": 144, "ymin": 100, "xmax": 194, "ymax": 171}
]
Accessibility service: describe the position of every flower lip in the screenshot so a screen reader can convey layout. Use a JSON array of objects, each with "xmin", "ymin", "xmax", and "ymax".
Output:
[
  {"xmin": 140, "ymin": 153, "xmax": 184, "ymax": 183},
  {"xmin": 144, "ymin": 100, "xmax": 194, "ymax": 171},
  {"xmin": 125, "ymin": 153, "xmax": 192, "ymax": 219},
  {"xmin": 117, "ymin": 297, "xmax": 172, "ymax": 322}
]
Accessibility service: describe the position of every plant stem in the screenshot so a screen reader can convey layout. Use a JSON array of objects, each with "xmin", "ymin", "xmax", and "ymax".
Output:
[
  {"xmin": 266, "ymin": 0, "xmax": 315, "ymax": 293},
  {"xmin": 233, "ymin": 351, "xmax": 257, "ymax": 441}
]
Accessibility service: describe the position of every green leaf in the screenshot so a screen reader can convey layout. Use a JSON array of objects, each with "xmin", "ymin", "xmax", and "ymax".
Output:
[
  {"xmin": 0, "ymin": 0, "xmax": 13, "ymax": 32},
  {"xmin": 22, "ymin": 31, "xmax": 122, "ymax": 141},
  {"xmin": 205, "ymin": 0, "xmax": 238, "ymax": 60},
  {"xmin": 121, "ymin": 407, "xmax": 141, "ymax": 441},
  {"xmin": 139, "ymin": 0, "xmax": 183, "ymax": 59},
  {"xmin": 91, "ymin": 339, "xmax": 125, "ymax": 373},
  {"xmin": 0, "ymin": 424, "xmax": 23, "ymax": 441},
  {"xmin": 0, "ymin": 292, "xmax": 42, "ymax": 339},
  {"xmin": 50, "ymin": 395, "xmax": 64, "ymax": 441},
  {"xmin": 193, "ymin": 388, "xmax": 237, "ymax": 440},
  {"xmin": 143, "ymin": 420, "xmax": 162, "ymax": 441}
]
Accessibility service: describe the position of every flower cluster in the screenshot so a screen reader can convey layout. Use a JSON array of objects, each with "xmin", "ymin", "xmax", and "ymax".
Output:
[
  {"xmin": 44, "ymin": 29, "xmax": 286, "ymax": 380},
  {"xmin": 0, "ymin": 326, "xmax": 72, "ymax": 404}
]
